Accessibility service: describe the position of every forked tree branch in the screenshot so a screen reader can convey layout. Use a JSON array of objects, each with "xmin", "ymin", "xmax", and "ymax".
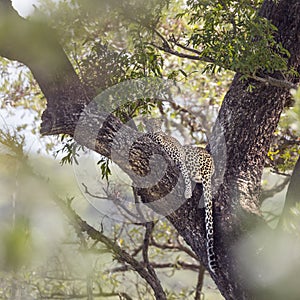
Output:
[
  {"xmin": 150, "ymin": 30, "xmax": 299, "ymax": 90},
  {"xmin": 0, "ymin": 128, "xmax": 168, "ymax": 299},
  {"xmin": 56, "ymin": 198, "xmax": 168, "ymax": 300},
  {"xmin": 0, "ymin": 1, "xmax": 90, "ymax": 134},
  {"xmin": 1, "ymin": 1, "xmax": 300, "ymax": 298}
]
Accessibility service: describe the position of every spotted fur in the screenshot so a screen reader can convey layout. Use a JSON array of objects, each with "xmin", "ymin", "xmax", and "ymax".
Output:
[
  {"xmin": 184, "ymin": 145, "xmax": 217, "ymax": 273},
  {"xmin": 144, "ymin": 118, "xmax": 217, "ymax": 273},
  {"xmin": 144, "ymin": 118, "xmax": 192, "ymax": 199}
]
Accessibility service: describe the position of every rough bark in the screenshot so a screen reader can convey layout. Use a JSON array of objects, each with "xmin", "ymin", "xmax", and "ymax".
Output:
[
  {"xmin": 0, "ymin": 1, "xmax": 89, "ymax": 134},
  {"xmin": 0, "ymin": 0, "xmax": 300, "ymax": 299}
]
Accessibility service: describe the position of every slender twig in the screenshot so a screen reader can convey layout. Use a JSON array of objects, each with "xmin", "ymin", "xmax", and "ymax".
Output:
[
  {"xmin": 250, "ymin": 74, "xmax": 298, "ymax": 90},
  {"xmin": 170, "ymin": 36, "xmax": 213, "ymax": 60},
  {"xmin": 132, "ymin": 245, "xmax": 144, "ymax": 257},
  {"xmin": 143, "ymin": 222, "xmax": 158, "ymax": 279},
  {"xmin": 270, "ymin": 170, "xmax": 292, "ymax": 177},
  {"xmin": 149, "ymin": 31, "xmax": 299, "ymax": 90},
  {"xmin": 260, "ymin": 176, "xmax": 290, "ymax": 201},
  {"xmin": 150, "ymin": 42, "xmax": 210, "ymax": 62},
  {"xmin": 108, "ymin": 261, "xmax": 201, "ymax": 273},
  {"xmin": 40, "ymin": 291, "xmax": 133, "ymax": 300},
  {"xmin": 151, "ymin": 237, "xmax": 198, "ymax": 260},
  {"xmin": 195, "ymin": 265, "xmax": 206, "ymax": 300},
  {"xmin": 81, "ymin": 182, "xmax": 144, "ymax": 223}
]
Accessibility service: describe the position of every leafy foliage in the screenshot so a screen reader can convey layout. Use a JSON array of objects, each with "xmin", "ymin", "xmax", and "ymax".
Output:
[
  {"xmin": 54, "ymin": 136, "xmax": 84, "ymax": 165},
  {"xmin": 97, "ymin": 156, "xmax": 112, "ymax": 180},
  {"xmin": 0, "ymin": 0, "xmax": 299, "ymax": 299},
  {"xmin": 267, "ymin": 87, "xmax": 300, "ymax": 174},
  {"xmin": 177, "ymin": 0, "xmax": 290, "ymax": 75},
  {"xmin": 0, "ymin": 129, "xmax": 212, "ymax": 298}
]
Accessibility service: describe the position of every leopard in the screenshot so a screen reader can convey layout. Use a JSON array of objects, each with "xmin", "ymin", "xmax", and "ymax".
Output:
[
  {"xmin": 184, "ymin": 145, "xmax": 216, "ymax": 273},
  {"xmin": 144, "ymin": 118, "xmax": 192, "ymax": 199},
  {"xmin": 144, "ymin": 118, "xmax": 217, "ymax": 273}
]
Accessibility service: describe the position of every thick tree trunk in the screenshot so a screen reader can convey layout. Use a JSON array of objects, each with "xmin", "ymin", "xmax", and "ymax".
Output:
[
  {"xmin": 0, "ymin": 1, "xmax": 89, "ymax": 134},
  {"xmin": 0, "ymin": 0, "xmax": 300, "ymax": 299},
  {"xmin": 204, "ymin": 1, "xmax": 300, "ymax": 297}
]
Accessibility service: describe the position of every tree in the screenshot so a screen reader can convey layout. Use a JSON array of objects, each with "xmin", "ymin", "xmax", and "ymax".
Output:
[{"xmin": 0, "ymin": 0, "xmax": 300, "ymax": 299}]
